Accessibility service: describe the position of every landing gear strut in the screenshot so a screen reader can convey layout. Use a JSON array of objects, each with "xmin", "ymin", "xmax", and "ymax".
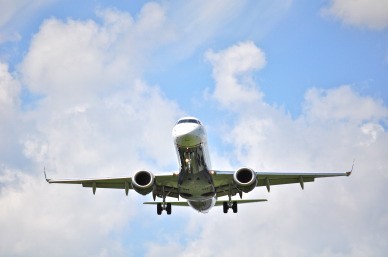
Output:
[
  {"xmin": 157, "ymin": 187, "xmax": 172, "ymax": 215},
  {"xmin": 223, "ymin": 201, "xmax": 238, "ymax": 213}
]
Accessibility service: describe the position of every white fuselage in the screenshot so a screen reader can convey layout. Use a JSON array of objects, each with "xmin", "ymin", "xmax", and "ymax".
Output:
[{"xmin": 172, "ymin": 117, "xmax": 216, "ymax": 213}]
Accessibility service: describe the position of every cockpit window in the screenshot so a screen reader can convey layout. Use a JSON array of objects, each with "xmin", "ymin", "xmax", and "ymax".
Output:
[{"xmin": 177, "ymin": 119, "xmax": 201, "ymax": 125}]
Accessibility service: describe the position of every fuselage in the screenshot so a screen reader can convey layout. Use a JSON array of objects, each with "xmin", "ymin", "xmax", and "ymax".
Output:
[{"xmin": 172, "ymin": 117, "xmax": 216, "ymax": 213}]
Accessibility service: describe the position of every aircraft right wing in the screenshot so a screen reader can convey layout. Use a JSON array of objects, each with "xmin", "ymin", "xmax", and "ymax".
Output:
[{"xmin": 45, "ymin": 171, "xmax": 180, "ymax": 198}]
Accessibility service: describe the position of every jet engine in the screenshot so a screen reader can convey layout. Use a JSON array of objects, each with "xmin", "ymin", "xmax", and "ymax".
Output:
[
  {"xmin": 131, "ymin": 170, "xmax": 155, "ymax": 195},
  {"xmin": 233, "ymin": 168, "xmax": 257, "ymax": 193}
]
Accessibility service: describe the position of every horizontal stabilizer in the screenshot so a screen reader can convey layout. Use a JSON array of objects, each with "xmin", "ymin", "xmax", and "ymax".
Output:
[
  {"xmin": 215, "ymin": 199, "xmax": 267, "ymax": 206},
  {"xmin": 143, "ymin": 199, "xmax": 267, "ymax": 207},
  {"xmin": 143, "ymin": 201, "xmax": 189, "ymax": 206}
]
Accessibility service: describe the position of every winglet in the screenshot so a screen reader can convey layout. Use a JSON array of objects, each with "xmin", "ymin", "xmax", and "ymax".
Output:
[{"xmin": 346, "ymin": 160, "xmax": 355, "ymax": 176}]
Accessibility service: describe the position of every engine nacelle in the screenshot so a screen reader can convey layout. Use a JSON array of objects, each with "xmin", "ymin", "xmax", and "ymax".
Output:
[
  {"xmin": 131, "ymin": 170, "xmax": 155, "ymax": 195},
  {"xmin": 233, "ymin": 168, "xmax": 257, "ymax": 193}
]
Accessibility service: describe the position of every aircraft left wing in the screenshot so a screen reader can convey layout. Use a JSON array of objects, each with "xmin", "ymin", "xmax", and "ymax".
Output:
[{"xmin": 212, "ymin": 169, "xmax": 352, "ymax": 198}]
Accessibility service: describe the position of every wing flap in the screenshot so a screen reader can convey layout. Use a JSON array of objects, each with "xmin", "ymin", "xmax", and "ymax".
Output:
[{"xmin": 257, "ymin": 176, "xmax": 315, "ymax": 187}]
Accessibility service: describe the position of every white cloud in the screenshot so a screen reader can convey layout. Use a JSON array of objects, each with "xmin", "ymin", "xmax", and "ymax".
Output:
[
  {"xmin": 152, "ymin": 86, "xmax": 387, "ymax": 256},
  {"xmin": 206, "ymin": 41, "xmax": 266, "ymax": 108},
  {"xmin": 145, "ymin": 44, "xmax": 388, "ymax": 256},
  {"xmin": 1, "ymin": 1, "xmax": 387, "ymax": 257},
  {"xmin": 323, "ymin": 0, "xmax": 388, "ymax": 29},
  {"xmin": 303, "ymin": 85, "xmax": 388, "ymax": 124},
  {"xmin": 1, "ymin": 5, "xmax": 184, "ymax": 256},
  {"xmin": 20, "ymin": 4, "xmax": 178, "ymax": 106},
  {"xmin": 19, "ymin": 6, "xmax": 184, "ymax": 173},
  {"xmin": 165, "ymin": 0, "xmax": 293, "ymax": 59},
  {"xmin": 0, "ymin": 62, "xmax": 19, "ymax": 116},
  {"xmin": 0, "ymin": 0, "xmax": 57, "ymax": 43},
  {"xmin": 0, "ymin": 168, "xmax": 133, "ymax": 257},
  {"xmin": 0, "ymin": 63, "xmax": 23, "ymax": 165}
]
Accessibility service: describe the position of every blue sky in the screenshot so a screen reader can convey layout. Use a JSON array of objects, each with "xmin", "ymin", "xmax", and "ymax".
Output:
[{"xmin": 1, "ymin": 1, "xmax": 387, "ymax": 256}]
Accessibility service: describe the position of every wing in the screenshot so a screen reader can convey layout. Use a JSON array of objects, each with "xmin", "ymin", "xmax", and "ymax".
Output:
[
  {"xmin": 212, "ymin": 170, "xmax": 351, "ymax": 198},
  {"xmin": 45, "ymin": 172, "xmax": 179, "ymax": 197}
]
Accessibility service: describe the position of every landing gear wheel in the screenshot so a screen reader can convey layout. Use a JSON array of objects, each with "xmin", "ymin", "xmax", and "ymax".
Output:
[
  {"xmin": 166, "ymin": 203, "xmax": 172, "ymax": 215},
  {"xmin": 223, "ymin": 202, "xmax": 228, "ymax": 213},
  {"xmin": 157, "ymin": 203, "xmax": 163, "ymax": 215},
  {"xmin": 232, "ymin": 201, "xmax": 238, "ymax": 213}
]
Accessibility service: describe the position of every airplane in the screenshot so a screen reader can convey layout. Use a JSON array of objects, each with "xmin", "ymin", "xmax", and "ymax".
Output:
[{"xmin": 45, "ymin": 117, "xmax": 352, "ymax": 215}]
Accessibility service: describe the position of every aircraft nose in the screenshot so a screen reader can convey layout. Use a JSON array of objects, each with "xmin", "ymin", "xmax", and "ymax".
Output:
[{"xmin": 173, "ymin": 123, "xmax": 203, "ymax": 147}]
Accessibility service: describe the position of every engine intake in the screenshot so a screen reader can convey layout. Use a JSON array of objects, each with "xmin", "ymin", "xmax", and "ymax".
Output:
[
  {"xmin": 233, "ymin": 168, "xmax": 257, "ymax": 193},
  {"xmin": 131, "ymin": 170, "xmax": 155, "ymax": 195}
]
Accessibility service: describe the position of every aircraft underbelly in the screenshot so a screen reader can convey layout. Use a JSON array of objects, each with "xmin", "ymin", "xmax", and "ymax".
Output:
[{"xmin": 179, "ymin": 176, "xmax": 215, "ymax": 200}]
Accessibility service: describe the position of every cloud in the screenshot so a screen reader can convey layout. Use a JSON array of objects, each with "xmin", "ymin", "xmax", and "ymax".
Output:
[
  {"xmin": 18, "ymin": 6, "xmax": 184, "ymax": 171},
  {"xmin": 0, "ymin": 168, "xmax": 132, "ymax": 257},
  {"xmin": 1, "ymin": 1, "xmax": 387, "ymax": 256},
  {"xmin": 0, "ymin": 0, "xmax": 57, "ymax": 43},
  {"xmin": 151, "ymin": 85, "xmax": 387, "ymax": 256},
  {"xmin": 303, "ymin": 86, "xmax": 388, "ymax": 123},
  {"xmin": 145, "ymin": 44, "xmax": 388, "ymax": 256},
  {"xmin": 0, "ymin": 63, "xmax": 23, "ymax": 165},
  {"xmin": 0, "ymin": 62, "xmax": 19, "ymax": 117},
  {"xmin": 3, "ymin": 3, "xmax": 275, "ymax": 255},
  {"xmin": 1, "ymin": 5, "xmax": 184, "ymax": 256},
  {"xmin": 322, "ymin": 0, "xmax": 388, "ymax": 30},
  {"xmin": 206, "ymin": 41, "xmax": 266, "ymax": 108}
]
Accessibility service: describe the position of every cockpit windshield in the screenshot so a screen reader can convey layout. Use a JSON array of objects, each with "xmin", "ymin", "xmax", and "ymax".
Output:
[{"xmin": 177, "ymin": 118, "xmax": 201, "ymax": 125}]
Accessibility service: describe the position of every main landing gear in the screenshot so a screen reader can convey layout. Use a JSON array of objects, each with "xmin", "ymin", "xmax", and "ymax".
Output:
[
  {"xmin": 223, "ymin": 201, "xmax": 238, "ymax": 213},
  {"xmin": 156, "ymin": 186, "xmax": 172, "ymax": 215},
  {"xmin": 157, "ymin": 203, "xmax": 172, "ymax": 215},
  {"xmin": 223, "ymin": 184, "xmax": 238, "ymax": 213}
]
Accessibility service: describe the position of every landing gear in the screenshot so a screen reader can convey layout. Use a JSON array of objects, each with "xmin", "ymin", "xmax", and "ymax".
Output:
[
  {"xmin": 156, "ymin": 186, "xmax": 172, "ymax": 215},
  {"xmin": 223, "ymin": 184, "xmax": 238, "ymax": 214},
  {"xmin": 156, "ymin": 203, "xmax": 172, "ymax": 215},
  {"xmin": 223, "ymin": 201, "xmax": 238, "ymax": 214}
]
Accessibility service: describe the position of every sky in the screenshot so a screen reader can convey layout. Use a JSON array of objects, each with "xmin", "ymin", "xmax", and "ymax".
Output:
[{"xmin": 0, "ymin": 0, "xmax": 387, "ymax": 256}]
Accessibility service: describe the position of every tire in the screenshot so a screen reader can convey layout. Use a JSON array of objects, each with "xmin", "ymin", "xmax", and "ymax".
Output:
[
  {"xmin": 166, "ymin": 203, "xmax": 172, "ymax": 215},
  {"xmin": 232, "ymin": 201, "xmax": 238, "ymax": 213},
  {"xmin": 223, "ymin": 202, "xmax": 228, "ymax": 213},
  {"xmin": 157, "ymin": 203, "xmax": 162, "ymax": 215}
]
